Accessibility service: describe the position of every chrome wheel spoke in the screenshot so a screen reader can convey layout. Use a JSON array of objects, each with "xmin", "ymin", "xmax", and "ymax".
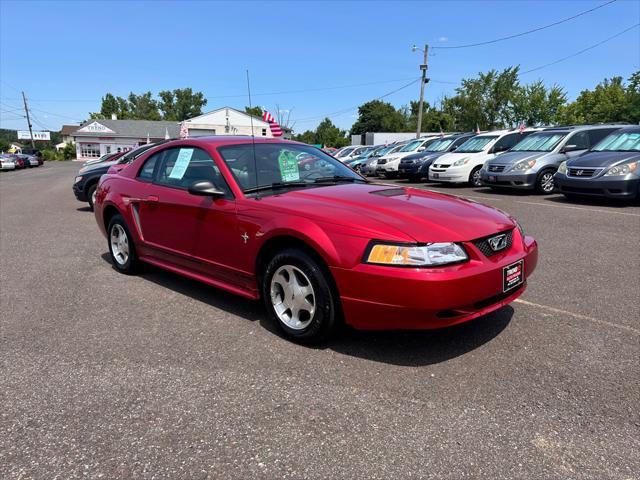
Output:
[{"xmin": 270, "ymin": 264, "xmax": 316, "ymax": 330}]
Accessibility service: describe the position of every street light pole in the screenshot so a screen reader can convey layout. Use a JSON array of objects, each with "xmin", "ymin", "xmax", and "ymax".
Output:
[{"xmin": 413, "ymin": 44, "xmax": 430, "ymax": 139}]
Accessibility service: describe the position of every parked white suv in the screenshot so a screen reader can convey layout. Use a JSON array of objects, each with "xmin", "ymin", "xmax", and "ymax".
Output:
[
  {"xmin": 429, "ymin": 129, "xmax": 538, "ymax": 186},
  {"xmin": 376, "ymin": 136, "xmax": 438, "ymax": 178}
]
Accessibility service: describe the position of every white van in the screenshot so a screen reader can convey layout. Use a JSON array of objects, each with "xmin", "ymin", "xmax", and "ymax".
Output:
[{"xmin": 429, "ymin": 129, "xmax": 538, "ymax": 186}]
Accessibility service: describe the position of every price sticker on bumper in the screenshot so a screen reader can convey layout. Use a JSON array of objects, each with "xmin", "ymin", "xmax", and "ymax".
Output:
[{"xmin": 503, "ymin": 260, "xmax": 524, "ymax": 292}]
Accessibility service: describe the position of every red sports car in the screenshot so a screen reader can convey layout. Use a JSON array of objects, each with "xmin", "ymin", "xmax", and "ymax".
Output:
[{"xmin": 94, "ymin": 137, "xmax": 537, "ymax": 343}]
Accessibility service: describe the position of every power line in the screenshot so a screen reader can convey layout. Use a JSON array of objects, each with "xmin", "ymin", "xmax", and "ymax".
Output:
[
  {"xmin": 432, "ymin": 0, "xmax": 617, "ymax": 49},
  {"xmin": 295, "ymin": 78, "xmax": 420, "ymax": 124},
  {"xmin": 521, "ymin": 23, "xmax": 639, "ymax": 74}
]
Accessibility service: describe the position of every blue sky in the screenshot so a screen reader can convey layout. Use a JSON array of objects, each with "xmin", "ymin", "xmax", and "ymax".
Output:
[{"xmin": 1, "ymin": 0, "xmax": 638, "ymax": 133}]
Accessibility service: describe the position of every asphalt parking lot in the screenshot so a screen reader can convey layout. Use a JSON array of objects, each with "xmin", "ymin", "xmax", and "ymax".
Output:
[{"xmin": 1, "ymin": 162, "xmax": 639, "ymax": 479}]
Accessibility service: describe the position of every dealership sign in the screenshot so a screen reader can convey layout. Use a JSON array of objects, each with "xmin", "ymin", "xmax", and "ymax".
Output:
[{"xmin": 17, "ymin": 130, "xmax": 51, "ymax": 141}]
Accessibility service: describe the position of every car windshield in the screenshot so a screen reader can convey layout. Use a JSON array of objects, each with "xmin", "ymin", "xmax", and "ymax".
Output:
[
  {"xmin": 591, "ymin": 131, "xmax": 640, "ymax": 152},
  {"xmin": 218, "ymin": 143, "xmax": 366, "ymax": 194},
  {"xmin": 399, "ymin": 140, "xmax": 424, "ymax": 152},
  {"xmin": 335, "ymin": 146, "xmax": 356, "ymax": 158},
  {"xmin": 455, "ymin": 136, "xmax": 498, "ymax": 153},
  {"xmin": 425, "ymin": 138, "xmax": 455, "ymax": 152},
  {"xmin": 511, "ymin": 133, "xmax": 566, "ymax": 152}
]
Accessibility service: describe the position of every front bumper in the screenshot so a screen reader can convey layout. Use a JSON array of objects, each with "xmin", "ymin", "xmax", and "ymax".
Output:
[
  {"xmin": 398, "ymin": 162, "xmax": 422, "ymax": 177},
  {"xmin": 331, "ymin": 233, "xmax": 538, "ymax": 330},
  {"xmin": 1, "ymin": 163, "xmax": 16, "ymax": 170},
  {"xmin": 72, "ymin": 182, "xmax": 88, "ymax": 201},
  {"xmin": 428, "ymin": 167, "xmax": 468, "ymax": 183},
  {"xmin": 480, "ymin": 169, "xmax": 537, "ymax": 189},
  {"xmin": 555, "ymin": 173, "xmax": 640, "ymax": 199}
]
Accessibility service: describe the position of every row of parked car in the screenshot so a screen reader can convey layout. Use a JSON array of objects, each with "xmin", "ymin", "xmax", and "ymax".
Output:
[
  {"xmin": 334, "ymin": 124, "xmax": 640, "ymax": 201},
  {"xmin": 0, "ymin": 151, "xmax": 44, "ymax": 170}
]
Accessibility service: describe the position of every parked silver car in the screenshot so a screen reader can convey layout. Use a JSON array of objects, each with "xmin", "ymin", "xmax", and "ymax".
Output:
[
  {"xmin": 0, "ymin": 154, "xmax": 16, "ymax": 171},
  {"xmin": 481, "ymin": 125, "xmax": 622, "ymax": 193}
]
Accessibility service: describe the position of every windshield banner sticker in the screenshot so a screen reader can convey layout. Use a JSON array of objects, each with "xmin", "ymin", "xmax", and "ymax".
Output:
[
  {"xmin": 278, "ymin": 150, "xmax": 300, "ymax": 182},
  {"xmin": 169, "ymin": 148, "xmax": 194, "ymax": 179}
]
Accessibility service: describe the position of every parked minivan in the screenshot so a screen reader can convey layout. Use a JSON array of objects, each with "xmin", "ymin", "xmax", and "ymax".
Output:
[
  {"xmin": 554, "ymin": 126, "xmax": 640, "ymax": 201},
  {"xmin": 429, "ymin": 129, "xmax": 538, "ymax": 187},
  {"xmin": 481, "ymin": 125, "xmax": 622, "ymax": 193}
]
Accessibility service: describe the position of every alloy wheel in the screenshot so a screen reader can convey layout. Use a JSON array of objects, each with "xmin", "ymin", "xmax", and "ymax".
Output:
[
  {"xmin": 472, "ymin": 169, "xmax": 482, "ymax": 187},
  {"xmin": 270, "ymin": 265, "xmax": 316, "ymax": 330},
  {"xmin": 110, "ymin": 224, "xmax": 130, "ymax": 265},
  {"xmin": 540, "ymin": 172, "xmax": 555, "ymax": 193}
]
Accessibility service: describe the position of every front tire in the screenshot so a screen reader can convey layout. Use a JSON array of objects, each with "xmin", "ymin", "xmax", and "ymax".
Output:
[
  {"xmin": 536, "ymin": 169, "xmax": 556, "ymax": 194},
  {"xmin": 87, "ymin": 183, "xmax": 98, "ymax": 211},
  {"xmin": 262, "ymin": 248, "xmax": 339, "ymax": 343},
  {"xmin": 107, "ymin": 214, "xmax": 140, "ymax": 274},
  {"xmin": 469, "ymin": 166, "xmax": 483, "ymax": 187}
]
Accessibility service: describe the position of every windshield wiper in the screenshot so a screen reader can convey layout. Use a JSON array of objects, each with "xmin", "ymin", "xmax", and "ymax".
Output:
[
  {"xmin": 244, "ymin": 182, "xmax": 309, "ymax": 194},
  {"xmin": 313, "ymin": 175, "xmax": 368, "ymax": 184}
]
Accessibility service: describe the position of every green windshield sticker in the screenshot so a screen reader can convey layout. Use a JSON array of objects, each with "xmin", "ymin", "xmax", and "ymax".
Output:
[
  {"xmin": 278, "ymin": 150, "xmax": 300, "ymax": 182},
  {"xmin": 168, "ymin": 148, "xmax": 194, "ymax": 179}
]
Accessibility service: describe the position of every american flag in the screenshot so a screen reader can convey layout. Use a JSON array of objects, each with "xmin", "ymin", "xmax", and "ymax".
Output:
[
  {"xmin": 518, "ymin": 121, "xmax": 526, "ymax": 134},
  {"xmin": 179, "ymin": 121, "xmax": 189, "ymax": 139},
  {"xmin": 262, "ymin": 110, "xmax": 283, "ymax": 137}
]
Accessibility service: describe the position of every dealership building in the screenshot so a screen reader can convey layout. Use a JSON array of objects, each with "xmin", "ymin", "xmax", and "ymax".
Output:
[{"xmin": 71, "ymin": 107, "xmax": 275, "ymax": 161}]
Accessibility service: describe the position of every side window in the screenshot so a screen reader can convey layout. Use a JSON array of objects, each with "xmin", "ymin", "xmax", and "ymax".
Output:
[
  {"xmin": 569, "ymin": 131, "xmax": 590, "ymax": 149},
  {"xmin": 155, "ymin": 147, "xmax": 232, "ymax": 196},
  {"xmin": 452, "ymin": 136, "xmax": 470, "ymax": 148},
  {"xmin": 137, "ymin": 151, "xmax": 163, "ymax": 182},
  {"xmin": 587, "ymin": 128, "xmax": 615, "ymax": 147},
  {"xmin": 494, "ymin": 133, "xmax": 519, "ymax": 151}
]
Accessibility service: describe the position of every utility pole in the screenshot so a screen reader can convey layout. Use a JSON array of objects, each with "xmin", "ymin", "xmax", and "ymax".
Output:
[
  {"xmin": 415, "ymin": 44, "xmax": 430, "ymax": 138},
  {"xmin": 21, "ymin": 91, "xmax": 35, "ymax": 149}
]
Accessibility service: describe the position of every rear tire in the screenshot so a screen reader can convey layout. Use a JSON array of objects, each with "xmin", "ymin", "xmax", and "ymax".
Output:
[
  {"xmin": 262, "ymin": 248, "xmax": 339, "ymax": 344},
  {"xmin": 87, "ymin": 183, "xmax": 98, "ymax": 211},
  {"xmin": 107, "ymin": 214, "xmax": 140, "ymax": 274},
  {"xmin": 536, "ymin": 169, "xmax": 556, "ymax": 194}
]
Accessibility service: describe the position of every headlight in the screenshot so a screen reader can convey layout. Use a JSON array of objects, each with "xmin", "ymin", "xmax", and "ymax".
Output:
[
  {"xmin": 511, "ymin": 159, "xmax": 537, "ymax": 171},
  {"xmin": 365, "ymin": 242, "xmax": 468, "ymax": 267},
  {"xmin": 74, "ymin": 176, "xmax": 83, "ymax": 184},
  {"xmin": 604, "ymin": 161, "xmax": 638, "ymax": 176},
  {"xmin": 557, "ymin": 161, "xmax": 567, "ymax": 174},
  {"xmin": 513, "ymin": 218, "xmax": 525, "ymax": 238},
  {"xmin": 453, "ymin": 157, "xmax": 469, "ymax": 166}
]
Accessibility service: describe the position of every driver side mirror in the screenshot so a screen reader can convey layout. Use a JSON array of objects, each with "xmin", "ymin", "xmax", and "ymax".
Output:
[
  {"xmin": 188, "ymin": 180, "xmax": 226, "ymax": 197},
  {"xmin": 561, "ymin": 144, "xmax": 579, "ymax": 153}
]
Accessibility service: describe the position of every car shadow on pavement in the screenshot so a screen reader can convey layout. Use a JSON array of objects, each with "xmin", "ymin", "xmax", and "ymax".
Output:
[
  {"xmin": 543, "ymin": 194, "xmax": 638, "ymax": 209},
  {"xmin": 328, "ymin": 308, "xmax": 513, "ymax": 367},
  {"xmin": 101, "ymin": 253, "xmax": 513, "ymax": 366},
  {"xmin": 77, "ymin": 206, "xmax": 92, "ymax": 212}
]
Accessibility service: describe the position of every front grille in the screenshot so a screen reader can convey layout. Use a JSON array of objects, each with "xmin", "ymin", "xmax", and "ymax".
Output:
[
  {"xmin": 377, "ymin": 159, "xmax": 387, "ymax": 165},
  {"xmin": 472, "ymin": 230, "xmax": 513, "ymax": 257},
  {"xmin": 401, "ymin": 160, "xmax": 414, "ymax": 165},
  {"xmin": 488, "ymin": 165, "xmax": 506, "ymax": 173},
  {"xmin": 568, "ymin": 168, "xmax": 597, "ymax": 177},
  {"xmin": 433, "ymin": 164, "xmax": 450, "ymax": 169}
]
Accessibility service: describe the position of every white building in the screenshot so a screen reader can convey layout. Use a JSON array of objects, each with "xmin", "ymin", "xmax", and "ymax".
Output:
[
  {"xmin": 72, "ymin": 119, "xmax": 180, "ymax": 161},
  {"xmin": 184, "ymin": 107, "xmax": 272, "ymax": 137}
]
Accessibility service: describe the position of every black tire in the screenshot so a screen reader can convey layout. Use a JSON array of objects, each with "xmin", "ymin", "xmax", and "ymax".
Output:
[
  {"xmin": 107, "ymin": 214, "xmax": 140, "ymax": 274},
  {"xmin": 86, "ymin": 183, "xmax": 98, "ymax": 211},
  {"xmin": 384, "ymin": 172, "xmax": 397, "ymax": 179},
  {"xmin": 469, "ymin": 166, "xmax": 483, "ymax": 187},
  {"xmin": 407, "ymin": 174, "xmax": 421, "ymax": 183},
  {"xmin": 262, "ymin": 248, "xmax": 339, "ymax": 344},
  {"xmin": 536, "ymin": 169, "xmax": 556, "ymax": 194}
]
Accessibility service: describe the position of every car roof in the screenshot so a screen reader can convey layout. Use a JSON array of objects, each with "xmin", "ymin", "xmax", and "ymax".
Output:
[{"xmin": 542, "ymin": 124, "xmax": 627, "ymax": 133}]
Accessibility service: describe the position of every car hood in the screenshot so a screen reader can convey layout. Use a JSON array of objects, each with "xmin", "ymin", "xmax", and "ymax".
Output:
[
  {"xmin": 79, "ymin": 160, "xmax": 118, "ymax": 174},
  {"xmin": 567, "ymin": 150, "xmax": 640, "ymax": 167},
  {"xmin": 259, "ymin": 183, "xmax": 514, "ymax": 243},
  {"xmin": 486, "ymin": 151, "xmax": 545, "ymax": 165},
  {"xmin": 402, "ymin": 151, "xmax": 446, "ymax": 162}
]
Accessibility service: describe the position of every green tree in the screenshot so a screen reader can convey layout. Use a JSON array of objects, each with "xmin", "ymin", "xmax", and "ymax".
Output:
[
  {"xmin": 158, "ymin": 88, "xmax": 207, "ymax": 121},
  {"xmin": 512, "ymin": 81, "xmax": 567, "ymax": 126},
  {"xmin": 315, "ymin": 118, "xmax": 349, "ymax": 147},
  {"xmin": 127, "ymin": 92, "xmax": 160, "ymax": 120},
  {"xmin": 292, "ymin": 130, "xmax": 316, "ymax": 145},
  {"xmin": 350, "ymin": 100, "xmax": 407, "ymax": 135},
  {"xmin": 244, "ymin": 106, "xmax": 264, "ymax": 118}
]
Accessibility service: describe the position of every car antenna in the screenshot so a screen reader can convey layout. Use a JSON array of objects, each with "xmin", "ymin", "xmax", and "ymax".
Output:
[{"xmin": 246, "ymin": 69, "xmax": 261, "ymax": 200}]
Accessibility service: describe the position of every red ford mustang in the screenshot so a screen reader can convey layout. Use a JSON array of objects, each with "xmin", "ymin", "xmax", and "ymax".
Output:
[{"xmin": 94, "ymin": 137, "xmax": 538, "ymax": 342}]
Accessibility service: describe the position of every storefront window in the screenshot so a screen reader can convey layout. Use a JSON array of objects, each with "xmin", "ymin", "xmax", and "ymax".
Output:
[{"xmin": 80, "ymin": 143, "xmax": 101, "ymax": 158}]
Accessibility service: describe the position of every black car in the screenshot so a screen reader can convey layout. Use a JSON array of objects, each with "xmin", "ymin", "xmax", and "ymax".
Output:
[
  {"xmin": 73, "ymin": 142, "xmax": 169, "ymax": 210},
  {"xmin": 398, "ymin": 133, "xmax": 476, "ymax": 181},
  {"xmin": 554, "ymin": 126, "xmax": 640, "ymax": 201}
]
